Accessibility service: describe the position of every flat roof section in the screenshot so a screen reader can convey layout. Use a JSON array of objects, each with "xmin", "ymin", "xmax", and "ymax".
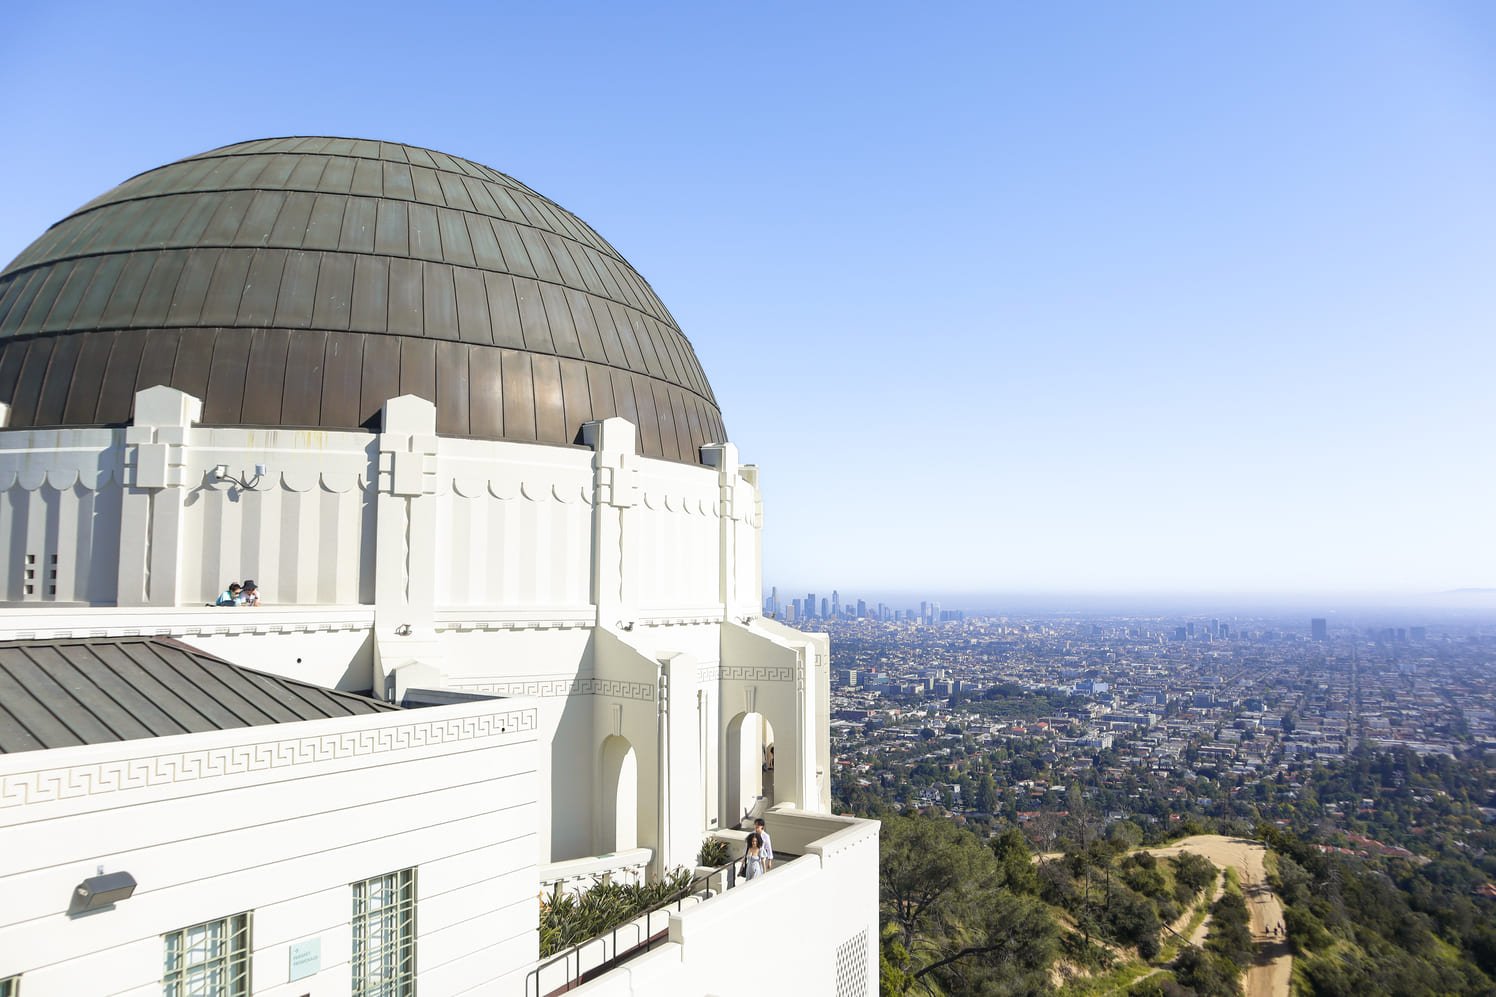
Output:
[{"xmin": 0, "ymin": 636, "xmax": 397, "ymax": 753}]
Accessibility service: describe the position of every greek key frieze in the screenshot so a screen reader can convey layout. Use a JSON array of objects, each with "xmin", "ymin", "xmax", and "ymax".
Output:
[
  {"xmin": 0, "ymin": 709, "xmax": 536, "ymax": 810},
  {"xmin": 450, "ymin": 676, "xmax": 657, "ymax": 702},
  {"xmin": 719, "ymin": 665, "xmax": 795, "ymax": 683}
]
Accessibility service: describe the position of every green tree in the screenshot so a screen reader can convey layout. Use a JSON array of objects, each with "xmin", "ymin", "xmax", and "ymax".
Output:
[
  {"xmin": 991, "ymin": 826, "xmax": 1038, "ymax": 895},
  {"xmin": 1172, "ymin": 852, "xmax": 1217, "ymax": 900},
  {"xmin": 881, "ymin": 814, "xmax": 996, "ymax": 958},
  {"xmin": 1204, "ymin": 889, "xmax": 1252, "ymax": 969},
  {"xmin": 1172, "ymin": 944, "xmax": 1240, "ymax": 997},
  {"xmin": 880, "ymin": 814, "xmax": 1057, "ymax": 995},
  {"xmin": 976, "ymin": 773, "xmax": 999, "ymax": 814}
]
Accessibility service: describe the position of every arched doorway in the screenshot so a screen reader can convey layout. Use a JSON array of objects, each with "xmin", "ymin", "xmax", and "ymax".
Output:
[
  {"xmin": 724, "ymin": 713, "xmax": 774, "ymax": 828},
  {"xmin": 599, "ymin": 735, "xmax": 637, "ymax": 853}
]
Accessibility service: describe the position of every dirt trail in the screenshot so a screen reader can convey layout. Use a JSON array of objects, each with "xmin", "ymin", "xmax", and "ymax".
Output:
[{"xmin": 1149, "ymin": 835, "xmax": 1291, "ymax": 997}]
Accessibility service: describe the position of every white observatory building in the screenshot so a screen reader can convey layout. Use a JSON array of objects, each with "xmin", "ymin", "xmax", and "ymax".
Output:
[{"xmin": 0, "ymin": 138, "xmax": 877, "ymax": 996}]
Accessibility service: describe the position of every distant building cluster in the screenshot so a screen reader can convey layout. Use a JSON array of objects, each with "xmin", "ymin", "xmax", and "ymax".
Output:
[
  {"xmin": 764, "ymin": 586, "xmax": 964, "ymax": 625},
  {"xmin": 796, "ymin": 608, "xmax": 1491, "ymax": 829}
]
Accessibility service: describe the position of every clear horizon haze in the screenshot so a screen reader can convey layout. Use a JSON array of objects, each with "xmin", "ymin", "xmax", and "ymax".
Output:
[{"xmin": 3, "ymin": 2, "xmax": 1492, "ymax": 598}]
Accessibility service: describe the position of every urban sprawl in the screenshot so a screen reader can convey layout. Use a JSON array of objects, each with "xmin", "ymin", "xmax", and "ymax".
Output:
[{"xmin": 767, "ymin": 592, "xmax": 1496, "ymax": 836}]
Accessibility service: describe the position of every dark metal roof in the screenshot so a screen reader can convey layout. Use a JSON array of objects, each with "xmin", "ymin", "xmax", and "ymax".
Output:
[
  {"xmin": 0, "ymin": 636, "xmax": 398, "ymax": 754},
  {"xmin": 0, "ymin": 137, "xmax": 725, "ymax": 464},
  {"xmin": 399, "ymin": 686, "xmax": 501, "ymax": 709}
]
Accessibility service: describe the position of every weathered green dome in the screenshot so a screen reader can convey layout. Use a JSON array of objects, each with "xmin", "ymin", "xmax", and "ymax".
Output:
[{"xmin": 0, "ymin": 137, "xmax": 724, "ymax": 463}]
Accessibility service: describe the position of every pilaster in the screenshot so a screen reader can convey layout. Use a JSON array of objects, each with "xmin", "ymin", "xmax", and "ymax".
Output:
[
  {"xmin": 584, "ymin": 418, "xmax": 639, "ymax": 628},
  {"xmin": 657, "ymin": 650, "xmax": 700, "ymax": 874},
  {"xmin": 116, "ymin": 386, "xmax": 201, "ymax": 606},
  {"xmin": 373, "ymin": 395, "xmax": 444, "ymax": 698},
  {"xmin": 700, "ymin": 442, "xmax": 739, "ymax": 620}
]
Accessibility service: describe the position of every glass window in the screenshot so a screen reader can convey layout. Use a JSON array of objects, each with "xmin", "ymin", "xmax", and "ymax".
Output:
[
  {"xmin": 1, "ymin": 976, "xmax": 19, "ymax": 997},
  {"xmin": 162, "ymin": 913, "xmax": 251, "ymax": 997},
  {"xmin": 351, "ymin": 869, "xmax": 416, "ymax": 997}
]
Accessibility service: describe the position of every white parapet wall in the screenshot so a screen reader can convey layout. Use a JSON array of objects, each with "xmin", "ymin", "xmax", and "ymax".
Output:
[
  {"xmin": 549, "ymin": 809, "xmax": 881, "ymax": 997},
  {"xmin": 0, "ymin": 388, "xmax": 763, "ymax": 623},
  {"xmin": 0, "ymin": 698, "xmax": 541, "ymax": 997}
]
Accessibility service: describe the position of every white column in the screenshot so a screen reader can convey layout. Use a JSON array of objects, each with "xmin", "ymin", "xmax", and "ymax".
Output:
[
  {"xmin": 583, "ymin": 418, "xmax": 638, "ymax": 628},
  {"xmin": 700, "ymin": 442, "xmax": 738, "ymax": 621},
  {"xmin": 116, "ymin": 386, "xmax": 201, "ymax": 606},
  {"xmin": 372, "ymin": 395, "xmax": 442, "ymax": 699},
  {"xmin": 658, "ymin": 650, "xmax": 699, "ymax": 872},
  {"xmin": 743, "ymin": 464, "xmax": 763, "ymax": 617}
]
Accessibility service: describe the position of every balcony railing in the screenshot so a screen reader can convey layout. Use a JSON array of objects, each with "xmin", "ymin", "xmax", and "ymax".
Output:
[
  {"xmin": 526, "ymin": 860, "xmax": 739, "ymax": 997},
  {"xmin": 539, "ymin": 847, "xmax": 652, "ymax": 900}
]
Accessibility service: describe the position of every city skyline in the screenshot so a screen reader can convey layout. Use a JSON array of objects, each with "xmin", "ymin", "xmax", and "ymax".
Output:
[
  {"xmin": 3, "ymin": 3, "xmax": 1492, "ymax": 593},
  {"xmin": 763, "ymin": 581, "xmax": 1496, "ymax": 625}
]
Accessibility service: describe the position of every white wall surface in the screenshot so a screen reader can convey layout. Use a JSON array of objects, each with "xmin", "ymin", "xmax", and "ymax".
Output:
[
  {"xmin": 0, "ymin": 698, "xmax": 540, "ymax": 997},
  {"xmin": 560, "ymin": 810, "xmax": 880, "ymax": 997},
  {"xmin": 0, "ymin": 387, "xmax": 869, "ymax": 996},
  {"xmin": 0, "ymin": 394, "xmax": 762, "ymax": 621},
  {"xmin": 633, "ymin": 460, "xmax": 720, "ymax": 610},
  {"xmin": 433, "ymin": 438, "xmax": 595, "ymax": 608},
  {"xmin": 0, "ymin": 428, "xmax": 122, "ymax": 605}
]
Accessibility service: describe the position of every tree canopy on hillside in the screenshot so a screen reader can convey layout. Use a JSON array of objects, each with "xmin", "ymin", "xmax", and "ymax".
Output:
[{"xmin": 879, "ymin": 814, "xmax": 1056, "ymax": 995}]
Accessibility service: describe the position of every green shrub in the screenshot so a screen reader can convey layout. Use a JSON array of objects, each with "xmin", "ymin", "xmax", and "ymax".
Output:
[
  {"xmin": 697, "ymin": 836, "xmax": 730, "ymax": 867},
  {"xmin": 539, "ymin": 867, "xmax": 693, "ymax": 957}
]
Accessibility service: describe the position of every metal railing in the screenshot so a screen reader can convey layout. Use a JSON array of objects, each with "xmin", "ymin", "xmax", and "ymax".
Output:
[
  {"xmin": 540, "ymin": 850, "xmax": 652, "ymax": 900},
  {"xmin": 525, "ymin": 861, "xmax": 739, "ymax": 997}
]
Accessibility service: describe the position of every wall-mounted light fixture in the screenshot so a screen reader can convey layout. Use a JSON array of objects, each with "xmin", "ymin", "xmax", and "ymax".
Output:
[
  {"xmin": 393, "ymin": 623, "xmax": 412, "ymax": 636},
  {"xmin": 618, "ymin": 621, "xmax": 635, "ymax": 632},
  {"xmin": 68, "ymin": 871, "xmax": 137, "ymax": 917},
  {"xmin": 214, "ymin": 463, "xmax": 268, "ymax": 490}
]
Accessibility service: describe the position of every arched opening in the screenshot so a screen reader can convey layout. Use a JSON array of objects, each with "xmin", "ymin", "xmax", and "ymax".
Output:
[
  {"xmin": 599, "ymin": 735, "xmax": 637, "ymax": 853},
  {"xmin": 724, "ymin": 712, "xmax": 774, "ymax": 828}
]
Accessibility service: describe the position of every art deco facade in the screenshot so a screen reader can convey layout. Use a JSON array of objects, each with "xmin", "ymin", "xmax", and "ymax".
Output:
[{"xmin": 0, "ymin": 139, "xmax": 877, "ymax": 996}]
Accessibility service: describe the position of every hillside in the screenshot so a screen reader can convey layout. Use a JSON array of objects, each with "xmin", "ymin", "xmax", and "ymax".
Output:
[
  {"xmin": 1259, "ymin": 824, "xmax": 1495, "ymax": 996},
  {"xmin": 879, "ymin": 814, "xmax": 1271, "ymax": 996}
]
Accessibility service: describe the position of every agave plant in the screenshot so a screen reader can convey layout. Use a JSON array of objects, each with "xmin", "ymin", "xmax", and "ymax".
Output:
[
  {"xmin": 538, "ymin": 867, "xmax": 696, "ymax": 957},
  {"xmin": 697, "ymin": 837, "xmax": 730, "ymax": 867}
]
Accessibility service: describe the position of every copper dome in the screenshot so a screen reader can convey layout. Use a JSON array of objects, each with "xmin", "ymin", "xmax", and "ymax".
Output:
[{"xmin": 0, "ymin": 137, "xmax": 724, "ymax": 463}]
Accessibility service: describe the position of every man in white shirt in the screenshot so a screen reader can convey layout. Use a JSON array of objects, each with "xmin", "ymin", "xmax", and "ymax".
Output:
[{"xmin": 753, "ymin": 818, "xmax": 774, "ymax": 870}]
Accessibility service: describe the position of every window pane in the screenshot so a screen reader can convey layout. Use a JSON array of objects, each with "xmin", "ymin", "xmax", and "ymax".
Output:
[
  {"xmin": 351, "ymin": 869, "xmax": 416, "ymax": 997},
  {"xmin": 162, "ymin": 913, "xmax": 250, "ymax": 997}
]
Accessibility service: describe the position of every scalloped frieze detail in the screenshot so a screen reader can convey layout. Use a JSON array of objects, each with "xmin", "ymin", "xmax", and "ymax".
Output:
[
  {"xmin": 452, "ymin": 474, "xmax": 486, "ymax": 498},
  {"xmin": 279, "ymin": 469, "xmax": 316, "ymax": 493},
  {"xmin": 319, "ymin": 471, "xmax": 360, "ymax": 494},
  {"xmin": 0, "ymin": 466, "xmax": 122, "ymax": 492},
  {"xmin": 488, "ymin": 478, "xmax": 520, "ymax": 500},
  {"xmin": 641, "ymin": 491, "xmax": 718, "ymax": 515},
  {"xmin": 45, "ymin": 468, "xmax": 80, "ymax": 490}
]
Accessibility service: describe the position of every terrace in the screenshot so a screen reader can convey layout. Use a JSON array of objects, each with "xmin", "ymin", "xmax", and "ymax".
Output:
[{"xmin": 523, "ymin": 807, "xmax": 878, "ymax": 996}]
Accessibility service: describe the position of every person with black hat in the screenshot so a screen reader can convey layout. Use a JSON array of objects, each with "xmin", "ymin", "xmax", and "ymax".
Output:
[{"xmin": 238, "ymin": 580, "xmax": 260, "ymax": 607}]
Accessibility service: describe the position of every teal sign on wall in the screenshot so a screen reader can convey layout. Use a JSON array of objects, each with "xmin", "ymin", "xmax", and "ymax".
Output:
[{"xmin": 289, "ymin": 938, "xmax": 321, "ymax": 981}]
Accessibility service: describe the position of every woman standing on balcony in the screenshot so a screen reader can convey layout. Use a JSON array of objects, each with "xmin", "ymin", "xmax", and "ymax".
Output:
[{"xmin": 740, "ymin": 833, "xmax": 766, "ymax": 881}]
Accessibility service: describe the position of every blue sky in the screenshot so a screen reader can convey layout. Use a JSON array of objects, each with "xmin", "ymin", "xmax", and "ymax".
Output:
[{"xmin": 3, "ymin": 2, "xmax": 1493, "ymax": 598}]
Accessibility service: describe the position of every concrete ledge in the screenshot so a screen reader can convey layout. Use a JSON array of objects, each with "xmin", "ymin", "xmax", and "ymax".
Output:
[
  {"xmin": 0, "ymin": 605, "xmax": 375, "ymax": 641},
  {"xmin": 541, "ymin": 848, "xmax": 653, "ymax": 895}
]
